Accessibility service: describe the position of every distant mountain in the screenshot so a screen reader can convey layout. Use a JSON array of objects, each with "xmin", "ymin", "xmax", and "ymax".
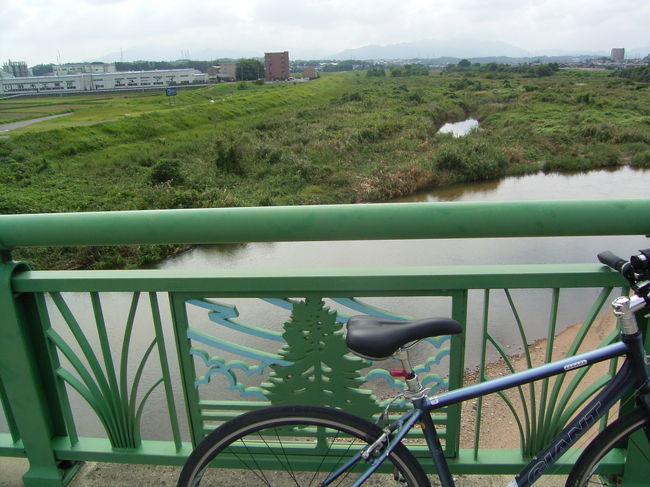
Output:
[
  {"xmin": 332, "ymin": 40, "xmax": 650, "ymax": 61},
  {"xmin": 332, "ymin": 39, "xmax": 530, "ymax": 60},
  {"xmin": 86, "ymin": 41, "xmax": 650, "ymax": 65}
]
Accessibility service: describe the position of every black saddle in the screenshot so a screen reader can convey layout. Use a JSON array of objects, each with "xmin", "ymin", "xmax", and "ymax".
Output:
[{"xmin": 346, "ymin": 315, "xmax": 463, "ymax": 360}]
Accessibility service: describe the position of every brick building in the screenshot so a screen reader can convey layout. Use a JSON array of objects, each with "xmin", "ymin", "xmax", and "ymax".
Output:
[
  {"xmin": 611, "ymin": 48, "xmax": 625, "ymax": 62},
  {"xmin": 264, "ymin": 51, "xmax": 290, "ymax": 81}
]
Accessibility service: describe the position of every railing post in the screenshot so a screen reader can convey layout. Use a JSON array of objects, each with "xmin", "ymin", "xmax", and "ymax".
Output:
[
  {"xmin": 445, "ymin": 290, "xmax": 468, "ymax": 458},
  {"xmin": 0, "ymin": 259, "xmax": 68, "ymax": 486}
]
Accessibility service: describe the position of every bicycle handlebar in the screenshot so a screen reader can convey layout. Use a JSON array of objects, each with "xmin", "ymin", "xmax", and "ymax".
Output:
[
  {"xmin": 598, "ymin": 251, "xmax": 628, "ymax": 273},
  {"xmin": 599, "ymin": 249, "xmax": 650, "ymax": 303}
]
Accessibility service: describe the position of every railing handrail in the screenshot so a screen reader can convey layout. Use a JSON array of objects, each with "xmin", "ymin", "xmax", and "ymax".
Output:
[
  {"xmin": 1, "ymin": 198, "xmax": 649, "ymax": 249},
  {"xmin": 10, "ymin": 263, "xmax": 626, "ymax": 293}
]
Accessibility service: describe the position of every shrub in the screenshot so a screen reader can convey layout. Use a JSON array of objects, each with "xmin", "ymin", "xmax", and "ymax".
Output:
[
  {"xmin": 543, "ymin": 155, "xmax": 591, "ymax": 172},
  {"xmin": 340, "ymin": 91, "xmax": 363, "ymax": 102},
  {"xmin": 578, "ymin": 123, "xmax": 616, "ymax": 142},
  {"xmin": 215, "ymin": 140, "xmax": 244, "ymax": 175},
  {"xmin": 631, "ymin": 150, "xmax": 650, "ymax": 168},
  {"xmin": 406, "ymin": 92, "xmax": 424, "ymax": 104},
  {"xmin": 576, "ymin": 93, "xmax": 595, "ymax": 104},
  {"xmin": 267, "ymin": 149, "xmax": 284, "ymax": 165},
  {"xmin": 586, "ymin": 144, "xmax": 621, "ymax": 167},
  {"xmin": 0, "ymin": 139, "xmax": 14, "ymax": 159},
  {"xmin": 435, "ymin": 137, "xmax": 507, "ymax": 181},
  {"xmin": 612, "ymin": 128, "xmax": 650, "ymax": 144},
  {"xmin": 356, "ymin": 122, "xmax": 401, "ymax": 143},
  {"xmin": 367, "ymin": 68, "xmax": 386, "ymax": 77},
  {"xmin": 149, "ymin": 159, "xmax": 184, "ymax": 185}
]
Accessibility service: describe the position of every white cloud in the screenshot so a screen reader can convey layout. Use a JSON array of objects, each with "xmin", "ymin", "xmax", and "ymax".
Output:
[{"xmin": 1, "ymin": 0, "xmax": 648, "ymax": 65}]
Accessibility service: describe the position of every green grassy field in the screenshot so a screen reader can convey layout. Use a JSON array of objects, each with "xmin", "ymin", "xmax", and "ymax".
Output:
[
  {"xmin": 1, "ymin": 69, "xmax": 649, "ymax": 269},
  {"xmin": 0, "ymin": 91, "xmax": 179, "ymax": 125}
]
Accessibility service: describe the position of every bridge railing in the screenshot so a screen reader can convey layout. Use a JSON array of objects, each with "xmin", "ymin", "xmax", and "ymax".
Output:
[{"xmin": 0, "ymin": 199, "xmax": 648, "ymax": 486}]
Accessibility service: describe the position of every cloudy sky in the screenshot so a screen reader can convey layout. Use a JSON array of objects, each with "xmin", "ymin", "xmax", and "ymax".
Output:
[{"xmin": 1, "ymin": 0, "xmax": 649, "ymax": 65}]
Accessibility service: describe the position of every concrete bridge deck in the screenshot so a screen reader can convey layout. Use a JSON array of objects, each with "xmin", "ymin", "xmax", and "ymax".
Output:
[{"xmin": 1, "ymin": 457, "xmax": 567, "ymax": 486}]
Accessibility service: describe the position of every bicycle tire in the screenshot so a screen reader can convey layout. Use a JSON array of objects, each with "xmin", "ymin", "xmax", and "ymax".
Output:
[
  {"xmin": 565, "ymin": 406, "xmax": 650, "ymax": 487},
  {"xmin": 178, "ymin": 404, "xmax": 431, "ymax": 487}
]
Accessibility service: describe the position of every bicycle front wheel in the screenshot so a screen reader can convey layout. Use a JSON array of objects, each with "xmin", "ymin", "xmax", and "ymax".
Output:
[
  {"xmin": 178, "ymin": 404, "xmax": 430, "ymax": 487},
  {"xmin": 565, "ymin": 406, "xmax": 650, "ymax": 487}
]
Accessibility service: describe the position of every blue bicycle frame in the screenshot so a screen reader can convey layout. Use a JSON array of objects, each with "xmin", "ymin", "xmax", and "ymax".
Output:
[{"xmin": 327, "ymin": 332, "xmax": 648, "ymax": 487}]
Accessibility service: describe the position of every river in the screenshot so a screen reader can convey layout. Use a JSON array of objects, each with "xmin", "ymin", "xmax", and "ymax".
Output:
[{"xmin": 160, "ymin": 166, "xmax": 649, "ymax": 270}]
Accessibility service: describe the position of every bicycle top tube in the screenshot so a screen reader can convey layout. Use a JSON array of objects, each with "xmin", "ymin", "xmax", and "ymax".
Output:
[{"xmin": 425, "ymin": 341, "xmax": 629, "ymax": 411}]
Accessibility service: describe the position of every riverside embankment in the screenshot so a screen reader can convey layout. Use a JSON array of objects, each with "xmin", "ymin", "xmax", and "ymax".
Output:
[{"xmin": 2, "ymin": 67, "xmax": 649, "ymax": 270}]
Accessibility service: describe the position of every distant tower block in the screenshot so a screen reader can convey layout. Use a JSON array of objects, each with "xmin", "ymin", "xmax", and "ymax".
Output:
[
  {"xmin": 264, "ymin": 51, "xmax": 290, "ymax": 81},
  {"xmin": 611, "ymin": 48, "xmax": 625, "ymax": 61}
]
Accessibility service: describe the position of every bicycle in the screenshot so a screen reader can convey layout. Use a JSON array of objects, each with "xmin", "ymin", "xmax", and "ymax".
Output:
[{"xmin": 178, "ymin": 250, "xmax": 650, "ymax": 487}]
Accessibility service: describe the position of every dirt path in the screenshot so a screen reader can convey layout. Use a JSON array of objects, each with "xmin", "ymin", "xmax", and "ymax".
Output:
[{"xmin": 0, "ymin": 113, "xmax": 71, "ymax": 133}]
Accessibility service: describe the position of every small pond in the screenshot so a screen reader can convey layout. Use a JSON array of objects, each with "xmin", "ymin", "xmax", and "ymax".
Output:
[{"xmin": 438, "ymin": 118, "xmax": 479, "ymax": 137}]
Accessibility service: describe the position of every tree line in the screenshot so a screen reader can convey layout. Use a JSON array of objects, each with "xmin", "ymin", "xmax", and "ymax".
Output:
[
  {"xmin": 614, "ymin": 66, "xmax": 650, "ymax": 83},
  {"xmin": 444, "ymin": 60, "xmax": 560, "ymax": 77}
]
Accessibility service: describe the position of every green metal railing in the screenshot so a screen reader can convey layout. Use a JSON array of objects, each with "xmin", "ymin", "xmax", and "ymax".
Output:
[{"xmin": 0, "ymin": 199, "xmax": 649, "ymax": 486}]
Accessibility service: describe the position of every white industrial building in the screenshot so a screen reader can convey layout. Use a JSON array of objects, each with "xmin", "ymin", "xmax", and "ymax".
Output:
[
  {"xmin": 53, "ymin": 62, "xmax": 117, "ymax": 75},
  {"xmin": 0, "ymin": 68, "xmax": 208, "ymax": 95}
]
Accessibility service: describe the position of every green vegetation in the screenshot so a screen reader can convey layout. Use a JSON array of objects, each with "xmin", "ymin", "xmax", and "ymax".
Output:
[
  {"xmin": 0, "ymin": 90, "xmax": 191, "ymax": 125},
  {"xmin": 614, "ymin": 66, "xmax": 650, "ymax": 83},
  {"xmin": 1, "ymin": 67, "xmax": 649, "ymax": 269},
  {"xmin": 366, "ymin": 68, "xmax": 386, "ymax": 78},
  {"xmin": 234, "ymin": 59, "xmax": 265, "ymax": 80},
  {"xmin": 390, "ymin": 64, "xmax": 431, "ymax": 77},
  {"xmin": 444, "ymin": 60, "xmax": 561, "ymax": 77}
]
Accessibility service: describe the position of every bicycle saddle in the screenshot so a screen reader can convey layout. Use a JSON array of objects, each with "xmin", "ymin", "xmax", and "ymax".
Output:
[{"xmin": 346, "ymin": 315, "xmax": 463, "ymax": 360}]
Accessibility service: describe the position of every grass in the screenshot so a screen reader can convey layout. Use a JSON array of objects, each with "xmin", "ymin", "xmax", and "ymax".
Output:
[
  {"xmin": 1, "ymin": 69, "xmax": 649, "ymax": 269},
  {"xmin": 0, "ymin": 92, "xmax": 165, "ymax": 126}
]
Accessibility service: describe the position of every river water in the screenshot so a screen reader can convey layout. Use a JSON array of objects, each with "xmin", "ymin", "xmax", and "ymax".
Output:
[
  {"xmin": 438, "ymin": 118, "xmax": 479, "ymax": 137},
  {"xmin": 160, "ymin": 166, "xmax": 649, "ymax": 270}
]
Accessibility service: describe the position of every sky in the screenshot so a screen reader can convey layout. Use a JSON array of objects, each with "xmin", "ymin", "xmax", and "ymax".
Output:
[{"xmin": 1, "ymin": 0, "xmax": 649, "ymax": 65}]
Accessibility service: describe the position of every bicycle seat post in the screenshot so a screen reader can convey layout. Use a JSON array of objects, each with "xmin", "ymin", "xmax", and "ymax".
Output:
[{"xmin": 393, "ymin": 348, "xmax": 427, "ymax": 399}]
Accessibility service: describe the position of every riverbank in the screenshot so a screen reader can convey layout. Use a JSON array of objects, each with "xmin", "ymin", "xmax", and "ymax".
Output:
[{"xmin": 2, "ymin": 68, "xmax": 649, "ymax": 270}]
